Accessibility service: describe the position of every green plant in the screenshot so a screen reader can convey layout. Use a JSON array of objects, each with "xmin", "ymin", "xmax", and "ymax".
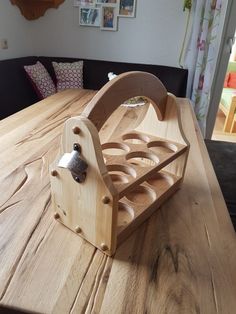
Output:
[{"xmin": 183, "ymin": 0, "xmax": 192, "ymax": 11}]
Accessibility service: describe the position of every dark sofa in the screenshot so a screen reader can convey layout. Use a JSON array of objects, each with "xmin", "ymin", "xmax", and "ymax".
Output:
[{"xmin": 0, "ymin": 56, "xmax": 188, "ymax": 120}]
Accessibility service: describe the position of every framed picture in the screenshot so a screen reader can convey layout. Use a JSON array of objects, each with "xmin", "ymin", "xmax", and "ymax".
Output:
[
  {"xmin": 101, "ymin": 4, "xmax": 118, "ymax": 31},
  {"xmin": 96, "ymin": 0, "xmax": 118, "ymax": 3},
  {"xmin": 119, "ymin": 0, "xmax": 136, "ymax": 17},
  {"xmin": 75, "ymin": 0, "xmax": 96, "ymax": 6},
  {"xmin": 79, "ymin": 7, "xmax": 101, "ymax": 27}
]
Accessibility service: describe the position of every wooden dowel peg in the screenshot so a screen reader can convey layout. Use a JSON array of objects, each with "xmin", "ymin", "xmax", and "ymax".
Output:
[
  {"xmin": 75, "ymin": 226, "xmax": 82, "ymax": 233},
  {"xmin": 100, "ymin": 243, "xmax": 108, "ymax": 251},
  {"xmin": 54, "ymin": 212, "xmax": 60, "ymax": 219},
  {"xmin": 51, "ymin": 169, "xmax": 58, "ymax": 177},
  {"xmin": 102, "ymin": 196, "xmax": 110, "ymax": 204},
  {"xmin": 73, "ymin": 126, "xmax": 81, "ymax": 134}
]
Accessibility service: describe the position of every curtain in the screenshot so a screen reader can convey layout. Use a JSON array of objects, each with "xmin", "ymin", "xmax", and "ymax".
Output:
[{"xmin": 184, "ymin": 0, "xmax": 223, "ymax": 135}]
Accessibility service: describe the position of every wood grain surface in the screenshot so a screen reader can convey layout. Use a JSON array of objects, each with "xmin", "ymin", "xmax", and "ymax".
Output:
[{"xmin": 0, "ymin": 89, "xmax": 236, "ymax": 314}]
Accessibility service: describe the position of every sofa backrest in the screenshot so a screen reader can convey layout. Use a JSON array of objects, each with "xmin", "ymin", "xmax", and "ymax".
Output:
[
  {"xmin": 0, "ymin": 57, "xmax": 39, "ymax": 119},
  {"xmin": 0, "ymin": 56, "xmax": 188, "ymax": 120},
  {"xmin": 39, "ymin": 56, "xmax": 188, "ymax": 97}
]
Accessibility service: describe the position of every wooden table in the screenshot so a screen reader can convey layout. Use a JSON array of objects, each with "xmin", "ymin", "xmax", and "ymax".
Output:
[{"xmin": 0, "ymin": 89, "xmax": 236, "ymax": 314}]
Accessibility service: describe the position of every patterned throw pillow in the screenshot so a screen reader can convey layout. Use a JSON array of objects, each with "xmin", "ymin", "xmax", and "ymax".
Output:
[
  {"xmin": 52, "ymin": 61, "xmax": 84, "ymax": 91},
  {"xmin": 24, "ymin": 61, "xmax": 56, "ymax": 99}
]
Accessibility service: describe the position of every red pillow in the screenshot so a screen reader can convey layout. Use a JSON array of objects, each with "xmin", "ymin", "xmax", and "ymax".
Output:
[
  {"xmin": 24, "ymin": 61, "xmax": 56, "ymax": 99},
  {"xmin": 223, "ymin": 73, "xmax": 230, "ymax": 87},
  {"xmin": 228, "ymin": 72, "xmax": 236, "ymax": 88}
]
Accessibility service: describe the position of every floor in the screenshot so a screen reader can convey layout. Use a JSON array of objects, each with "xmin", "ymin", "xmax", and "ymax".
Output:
[
  {"xmin": 212, "ymin": 109, "xmax": 236, "ymax": 143},
  {"xmin": 209, "ymin": 109, "xmax": 236, "ymax": 231}
]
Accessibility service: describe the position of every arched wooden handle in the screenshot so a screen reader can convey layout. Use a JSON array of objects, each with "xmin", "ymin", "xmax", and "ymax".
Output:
[{"xmin": 82, "ymin": 71, "xmax": 168, "ymax": 131}]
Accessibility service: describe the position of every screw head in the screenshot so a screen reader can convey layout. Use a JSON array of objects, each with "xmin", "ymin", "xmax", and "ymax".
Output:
[
  {"xmin": 54, "ymin": 212, "xmax": 60, "ymax": 219},
  {"xmin": 100, "ymin": 243, "xmax": 108, "ymax": 251},
  {"xmin": 73, "ymin": 126, "xmax": 81, "ymax": 135},
  {"xmin": 75, "ymin": 226, "xmax": 82, "ymax": 233},
  {"xmin": 74, "ymin": 176, "xmax": 81, "ymax": 183},
  {"xmin": 73, "ymin": 143, "xmax": 81, "ymax": 153},
  {"xmin": 102, "ymin": 196, "xmax": 110, "ymax": 204},
  {"xmin": 51, "ymin": 169, "xmax": 58, "ymax": 177}
]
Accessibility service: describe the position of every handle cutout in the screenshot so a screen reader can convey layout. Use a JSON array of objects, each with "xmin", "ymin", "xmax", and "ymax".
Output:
[{"xmin": 82, "ymin": 71, "xmax": 168, "ymax": 131}]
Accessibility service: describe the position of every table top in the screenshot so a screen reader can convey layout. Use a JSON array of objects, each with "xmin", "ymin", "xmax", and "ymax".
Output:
[{"xmin": 0, "ymin": 89, "xmax": 236, "ymax": 314}]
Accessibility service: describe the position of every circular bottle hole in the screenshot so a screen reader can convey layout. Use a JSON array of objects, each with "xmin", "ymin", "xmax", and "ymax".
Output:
[
  {"xmin": 126, "ymin": 185, "xmax": 156, "ymax": 204},
  {"xmin": 107, "ymin": 164, "xmax": 136, "ymax": 179},
  {"xmin": 110, "ymin": 173, "xmax": 129, "ymax": 184},
  {"xmin": 122, "ymin": 133, "xmax": 150, "ymax": 144},
  {"xmin": 146, "ymin": 172, "xmax": 174, "ymax": 188},
  {"xmin": 147, "ymin": 141, "xmax": 177, "ymax": 154},
  {"xmin": 126, "ymin": 152, "xmax": 159, "ymax": 167},
  {"xmin": 102, "ymin": 142, "xmax": 129, "ymax": 156},
  {"xmin": 117, "ymin": 202, "xmax": 134, "ymax": 230}
]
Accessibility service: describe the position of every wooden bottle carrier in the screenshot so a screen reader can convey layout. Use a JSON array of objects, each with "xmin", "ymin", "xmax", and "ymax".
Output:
[{"xmin": 50, "ymin": 72, "xmax": 190, "ymax": 256}]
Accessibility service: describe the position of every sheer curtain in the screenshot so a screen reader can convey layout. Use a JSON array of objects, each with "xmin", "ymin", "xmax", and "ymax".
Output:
[{"xmin": 184, "ymin": 0, "xmax": 224, "ymax": 135}]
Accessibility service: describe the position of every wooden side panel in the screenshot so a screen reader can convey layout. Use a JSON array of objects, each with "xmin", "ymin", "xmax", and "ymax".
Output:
[
  {"xmin": 135, "ymin": 94, "xmax": 188, "ymax": 145},
  {"xmin": 50, "ymin": 116, "xmax": 118, "ymax": 256},
  {"xmin": 135, "ymin": 94, "xmax": 189, "ymax": 178}
]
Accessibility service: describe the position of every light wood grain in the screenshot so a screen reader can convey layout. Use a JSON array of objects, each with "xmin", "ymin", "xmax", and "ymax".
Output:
[{"xmin": 0, "ymin": 89, "xmax": 236, "ymax": 313}]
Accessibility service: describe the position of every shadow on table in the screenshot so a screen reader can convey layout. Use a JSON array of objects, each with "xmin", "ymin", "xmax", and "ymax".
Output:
[
  {"xmin": 0, "ymin": 305, "xmax": 41, "ymax": 314},
  {"xmin": 114, "ymin": 197, "xmax": 182, "ymax": 265}
]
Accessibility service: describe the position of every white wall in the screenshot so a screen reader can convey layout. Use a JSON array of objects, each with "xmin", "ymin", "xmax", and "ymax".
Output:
[
  {"xmin": 0, "ymin": 1, "xmax": 34, "ymax": 60},
  {"xmin": 30, "ymin": 0, "xmax": 188, "ymax": 67},
  {"xmin": 0, "ymin": 0, "xmax": 188, "ymax": 67}
]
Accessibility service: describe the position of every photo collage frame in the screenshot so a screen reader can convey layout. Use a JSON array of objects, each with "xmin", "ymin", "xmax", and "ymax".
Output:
[{"xmin": 75, "ymin": 0, "xmax": 136, "ymax": 31}]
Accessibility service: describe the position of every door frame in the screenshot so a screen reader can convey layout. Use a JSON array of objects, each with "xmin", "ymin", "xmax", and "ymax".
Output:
[{"xmin": 206, "ymin": 0, "xmax": 236, "ymax": 138}]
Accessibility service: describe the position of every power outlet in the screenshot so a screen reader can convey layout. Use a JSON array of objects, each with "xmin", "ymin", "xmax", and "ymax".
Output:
[{"xmin": 0, "ymin": 39, "xmax": 8, "ymax": 49}]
